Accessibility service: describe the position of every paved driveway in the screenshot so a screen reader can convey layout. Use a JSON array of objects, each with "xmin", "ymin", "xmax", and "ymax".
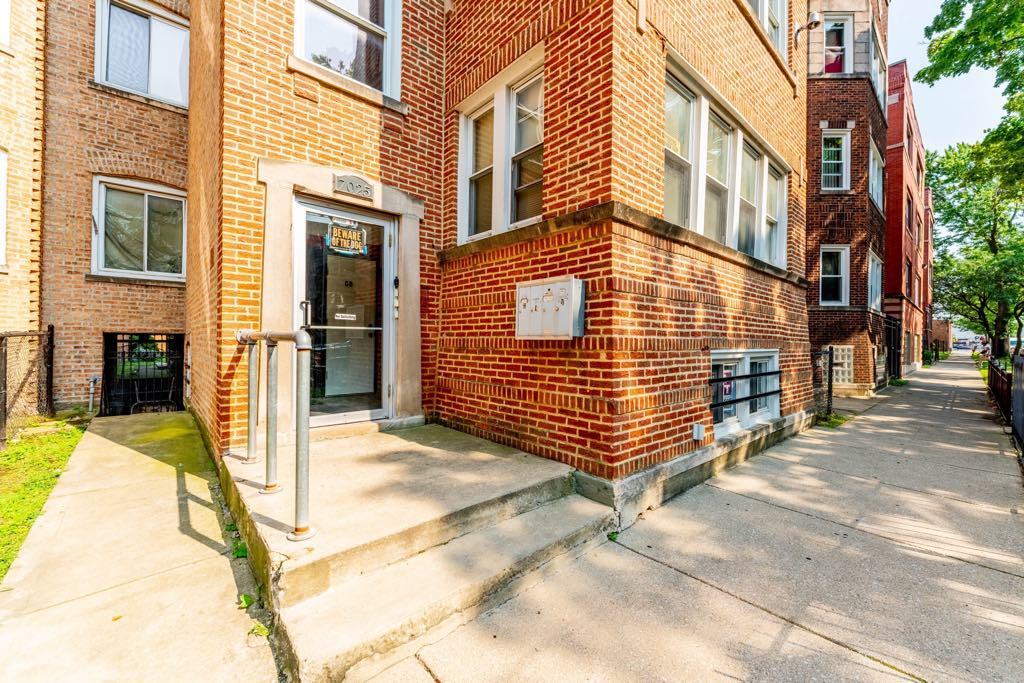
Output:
[{"xmin": 374, "ymin": 354, "xmax": 1024, "ymax": 682}]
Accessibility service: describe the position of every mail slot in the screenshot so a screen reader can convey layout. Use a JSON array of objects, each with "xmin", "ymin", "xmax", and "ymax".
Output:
[{"xmin": 515, "ymin": 276, "xmax": 585, "ymax": 340}]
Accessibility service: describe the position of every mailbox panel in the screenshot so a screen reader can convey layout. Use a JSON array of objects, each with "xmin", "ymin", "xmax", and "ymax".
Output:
[{"xmin": 515, "ymin": 276, "xmax": 585, "ymax": 340}]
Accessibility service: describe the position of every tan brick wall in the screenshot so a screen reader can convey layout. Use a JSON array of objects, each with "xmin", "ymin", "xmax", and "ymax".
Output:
[
  {"xmin": 188, "ymin": 0, "xmax": 445, "ymax": 453},
  {"xmin": 0, "ymin": 0, "xmax": 45, "ymax": 332},
  {"xmin": 41, "ymin": 0, "xmax": 189, "ymax": 405}
]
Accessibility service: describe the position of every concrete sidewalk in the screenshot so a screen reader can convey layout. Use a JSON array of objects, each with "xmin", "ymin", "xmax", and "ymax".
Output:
[
  {"xmin": 372, "ymin": 353, "xmax": 1024, "ymax": 682},
  {"xmin": 0, "ymin": 412, "xmax": 278, "ymax": 682}
]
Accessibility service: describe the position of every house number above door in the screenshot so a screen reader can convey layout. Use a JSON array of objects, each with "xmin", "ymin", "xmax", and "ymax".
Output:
[{"xmin": 333, "ymin": 174, "xmax": 374, "ymax": 200}]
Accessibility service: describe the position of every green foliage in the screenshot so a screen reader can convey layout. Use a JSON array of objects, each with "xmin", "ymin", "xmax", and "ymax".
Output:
[
  {"xmin": 232, "ymin": 541, "xmax": 248, "ymax": 559},
  {"xmin": 890, "ymin": 378, "xmax": 910, "ymax": 387},
  {"xmin": 816, "ymin": 413, "xmax": 849, "ymax": 429},
  {"xmin": 0, "ymin": 424, "xmax": 86, "ymax": 582},
  {"xmin": 248, "ymin": 621, "xmax": 271, "ymax": 638},
  {"xmin": 607, "ymin": 532, "xmax": 619, "ymax": 542},
  {"xmin": 238, "ymin": 593, "xmax": 255, "ymax": 610}
]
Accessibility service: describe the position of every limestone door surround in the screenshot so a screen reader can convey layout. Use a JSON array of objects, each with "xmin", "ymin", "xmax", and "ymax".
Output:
[{"xmin": 255, "ymin": 158, "xmax": 425, "ymax": 437}]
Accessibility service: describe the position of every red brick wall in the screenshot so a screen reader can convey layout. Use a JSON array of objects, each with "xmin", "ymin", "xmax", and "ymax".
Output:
[
  {"xmin": 884, "ymin": 61, "xmax": 929, "ymax": 365},
  {"xmin": 437, "ymin": 0, "xmax": 813, "ymax": 479},
  {"xmin": 41, "ymin": 0, "xmax": 189, "ymax": 405},
  {"xmin": 805, "ymin": 75, "xmax": 888, "ymax": 387}
]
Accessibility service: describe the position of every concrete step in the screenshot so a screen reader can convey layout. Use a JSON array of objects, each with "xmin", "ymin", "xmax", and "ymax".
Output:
[
  {"xmin": 276, "ymin": 495, "xmax": 615, "ymax": 681},
  {"xmin": 274, "ymin": 470, "xmax": 575, "ymax": 608}
]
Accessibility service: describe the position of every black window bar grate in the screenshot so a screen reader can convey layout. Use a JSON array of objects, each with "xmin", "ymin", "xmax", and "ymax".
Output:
[{"xmin": 708, "ymin": 370, "xmax": 782, "ymax": 410}]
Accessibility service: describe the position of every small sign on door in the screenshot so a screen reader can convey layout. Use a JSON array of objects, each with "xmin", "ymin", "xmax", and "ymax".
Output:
[{"xmin": 326, "ymin": 220, "xmax": 368, "ymax": 256}]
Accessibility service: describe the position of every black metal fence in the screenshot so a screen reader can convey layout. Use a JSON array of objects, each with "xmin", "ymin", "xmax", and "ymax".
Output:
[
  {"xmin": 811, "ymin": 347, "xmax": 834, "ymax": 416},
  {"xmin": 987, "ymin": 360, "xmax": 1012, "ymax": 424},
  {"xmin": 1013, "ymin": 356, "xmax": 1024, "ymax": 451},
  {"xmin": 0, "ymin": 326, "xmax": 55, "ymax": 448},
  {"xmin": 101, "ymin": 333, "xmax": 185, "ymax": 416}
]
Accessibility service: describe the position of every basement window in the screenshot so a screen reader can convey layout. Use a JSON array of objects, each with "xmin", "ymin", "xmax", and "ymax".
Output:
[
  {"xmin": 95, "ymin": 0, "xmax": 190, "ymax": 107},
  {"xmin": 92, "ymin": 176, "xmax": 187, "ymax": 282},
  {"xmin": 710, "ymin": 350, "xmax": 781, "ymax": 439},
  {"xmin": 294, "ymin": 0, "xmax": 402, "ymax": 98}
]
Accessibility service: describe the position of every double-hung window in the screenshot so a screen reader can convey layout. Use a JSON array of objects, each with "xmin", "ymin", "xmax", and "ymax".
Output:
[
  {"xmin": 906, "ymin": 197, "xmax": 914, "ymax": 233},
  {"xmin": 821, "ymin": 130, "xmax": 850, "ymax": 191},
  {"xmin": 663, "ymin": 71, "xmax": 790, "ymax": 268},
  {"xmin": 820, "ymin": 245, "xmax": 849, "ymax": 306},
  {"xmin": 869, "ymin": 141, "xmax": 885, "ymax": 209},
  {"xmin": 823, "ymin": 15, "xmax": 852, "ymax": 74},
  {"xmin": 704, "ymin": 115, "xmax": 732, "ymax": 244},
  {"xmin": 664, "ymin": 78, "xmax": 695, "ymax": 228},
  {"xmin": 458, "ymin": 55, "xmax": 543, "ymax": 243},
  {"xmin": 294, "ymin": 0, "xmax": 400, "ymax": 96},
  {"xmin": 710, "ymin": 350, "xmax": 780, "ymax": 438},
  {"xmin": 738, "ymin": 145, "xmax": 761, "ymax": 257},
  {"xmin": 93, "ymin": 177, "xmax": 186, "ymax": 281},
  {"xmin": 868, "ymin": 253, "xmax": 883, "ymax": 311},
  {"xmin": 904, "ymin": 260, "xmax": 913, "ymax": 296},
  {"xmin": 95, "ymin": 0, "xmax": 190, "ymax": 107},
  {"xmin": 746, "ymin": 0, "xmax": 788, "ymax": 55},
  {"xmin": 869, "ymin": 27, "xmax": 886, "ymax": 106}
]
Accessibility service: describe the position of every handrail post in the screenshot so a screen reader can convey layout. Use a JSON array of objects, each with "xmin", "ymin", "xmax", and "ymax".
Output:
[
  {"xmin": 288, "ymin": 330, "xmax": 315, "ymax": 541},
  {"xmin": 244, "ymin": 340, "xmax": 259, "ymax": 464},
  {"xmin": 260, "ymin": 340, "xmax": 281, "ymax": 495}
]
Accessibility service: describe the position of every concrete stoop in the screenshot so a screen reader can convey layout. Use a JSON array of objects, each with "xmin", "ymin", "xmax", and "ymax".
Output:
[{"xmin": 218, "ymin": 425, "xmax": 615, "ymax": 681}]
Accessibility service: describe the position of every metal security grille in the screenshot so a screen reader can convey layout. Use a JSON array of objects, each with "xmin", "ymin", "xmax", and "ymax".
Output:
[
  {"xmin": 1013, "ymin": 356, "xmax": 1023, "ymax": 452},
  {"xmin": 0, "ymin": 326, "xmax": 55, "ymax": 447},
  {"xmin": 101, "ymin": 333, "xmax": 184, "ymax": 416},
  {"xmin": 811, "ymin": 347, "xmax": 834, "ymax": 416}
]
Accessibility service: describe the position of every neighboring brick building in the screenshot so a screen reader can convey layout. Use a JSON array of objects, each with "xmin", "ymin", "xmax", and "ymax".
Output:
[
  {"xmin": 0, "ymin": 0, "xmax": 45, "ymax": 332},
  {"xmin": 185, "ymin": 0, "xmax": 816, "ymax": 516},
  {"xmin": 41, "ymin": 0, "xmax": 189, "ymax": 406},
  {"xmin": 804, "ymin": 0, "xmax": 890, "ymax": 396},
  {"xmin": 885, "ymin": 60, "xmax": 931, "ymax": 374},
  {"xmin": 933, "ymin": 318, "xmax": 953, "ymax": 353}
]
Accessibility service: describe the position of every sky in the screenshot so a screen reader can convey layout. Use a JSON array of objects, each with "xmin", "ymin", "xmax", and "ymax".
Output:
[{"xmin": 887, "ymin": 0, "xmax": 1007, "ymax": 153}]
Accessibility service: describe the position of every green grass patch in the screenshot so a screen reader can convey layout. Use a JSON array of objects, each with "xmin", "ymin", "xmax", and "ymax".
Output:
[
  {"xmin": 889, "ymin": 378, "xmax": 910, "ymax": 386},
  {"xmin": 816, "ymin": 413, "xmax": 850, "ymax": 429},
  {"xmin": 0, "ymin": 422, "xmax": 86, "ymax": 582}
]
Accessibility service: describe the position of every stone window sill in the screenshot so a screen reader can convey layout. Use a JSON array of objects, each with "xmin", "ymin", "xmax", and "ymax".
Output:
[
  {"xmin": 86, "ymin": 273, "xmax": 185, "ymax": 289},
  {"xmin": 286, "ymin": 55, "xmax": 410, "ymax": 116},
  {"xmin": 87, "ymin": 80, "xmax": 189, "ymax": 115}
]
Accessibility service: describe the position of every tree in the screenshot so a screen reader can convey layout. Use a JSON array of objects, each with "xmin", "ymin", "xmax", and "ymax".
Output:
[
  {"xmin": 916, "ymin": 0, "xmax": 1024, "ymax": 188},
  {"xmin": 928, "ymin": 144, "xmax": 1024, "ymax": 356}
]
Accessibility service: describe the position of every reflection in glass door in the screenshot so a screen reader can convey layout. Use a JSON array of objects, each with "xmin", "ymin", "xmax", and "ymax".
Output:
[{"xmin": 300, "ymin": 203, "xmax": 392, "ymax": 424}]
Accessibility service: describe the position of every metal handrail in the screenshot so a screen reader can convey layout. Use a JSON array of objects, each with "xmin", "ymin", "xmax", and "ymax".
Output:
[{"xmin": 236, "ymin": 329, "xmax": 315, "ymax": 541}]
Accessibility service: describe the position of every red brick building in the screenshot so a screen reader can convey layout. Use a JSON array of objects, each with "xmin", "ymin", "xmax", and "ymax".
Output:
[
  {"xmin": 40, "ymin": 0, "xmax": 189, "ymax": 407},
  {"xmin": 183, "ymin": 0, "xmax": 817, "ymax": 518},
  {"xmin": 885, "ymin": 60, "xmax": 931, "ymax": 374},
  {"xmin": 805, "ymin": 0, "xmax": 890, "ymax": 396}
]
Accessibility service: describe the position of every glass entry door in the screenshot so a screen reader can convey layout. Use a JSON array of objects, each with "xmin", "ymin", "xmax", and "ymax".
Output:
[{"xmin": 298, "ymin": 202, "xmax": 393, "ymax": 425}]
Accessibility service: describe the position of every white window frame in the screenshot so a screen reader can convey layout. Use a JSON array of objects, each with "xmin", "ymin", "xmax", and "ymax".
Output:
[
  {"xmin": 747, "ymin": 0, "xmax": 789, "ymax": 57},
  {"xmin": 765, "ymin": 165, "xmax": 788, "ymax": 267},
  {"xmin": 869, "ymin": 140, "xmax": 885, "ymax": 210},
  {"xmin": 822, "ymin": 14, "xmax": 853, "ymax": 75},
  {"xmin": 666, "ymin": 66, "xmax": 791, "ymax": 269},
  {"xmin": 94, "ymin": 0, "xmax": 191, "ymax": 107},
  {"xmin": 868, "ymin": 252, "xmax": 883, "ymax": 311},
  {"xmin": 664, "ymin": 75, "xmax": 696, "ymax": 229},
  {"xmin": 0, "ymin": 149, "xmax": 6, "ymax": 267},
  {"xmin": 821, "ymin": 130, "xmax": 851, "ymax": 191},
  {"xmin": 710, "ymin": 349, "xmax": 780, "ymax": 440},
  {"xmin": 91, "ymin": 176, "xmax": 187, "ymax": 282},
  {"xmin": 819, "ymin": 244, "xmax": 850, "ymax": 306},
  {"xmin": 869, "ymin": 25, "xmax": 887, "ymax": 108},
  {"xmin": 293, "ymin": 0, "xmax": 403, "ymax": 100},
  {"xmin": 457, "ymin": 47, "xmax": 543, "ymax": 244}
]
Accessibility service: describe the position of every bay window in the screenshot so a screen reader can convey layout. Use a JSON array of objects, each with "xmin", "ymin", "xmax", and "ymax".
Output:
[
  {"xmin": 458, "ymin": 53, "xmax": 544, "ymax": 243},
  {"xmin": 820, "ymin": 245, "xmax": 849, "ymax": 306},
  {"xmin": 746, "ymin": 0, "xmax": 788, "ymax": 55},
  {"xmin": 95, "ymin": 0, "xmax": 190, "ymax": 106},
  {"xmin": 92, "ymin": 177, "xmax": 186, "ymax": 281},
  {"xmin": 663, "ymin": 71, "xmax": 790, "ymax": 268},
  {"xmin": 294, "ymin": 0, "xmax": 401, "ymax": 97}
]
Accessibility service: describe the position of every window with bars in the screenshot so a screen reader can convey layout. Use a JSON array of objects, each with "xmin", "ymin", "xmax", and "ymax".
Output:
[
  {"xmin": 710, "ymin": 350, "xmax": 781, "ymax": 437},
  {"xmin": 821, "ymin": 131, "xmax": 850, "ymax": 191}
]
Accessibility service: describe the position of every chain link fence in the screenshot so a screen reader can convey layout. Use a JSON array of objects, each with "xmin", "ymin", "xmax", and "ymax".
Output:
[{"xmin": 1, "ymin": 326, "xmax": 55, "ymax": 448}]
